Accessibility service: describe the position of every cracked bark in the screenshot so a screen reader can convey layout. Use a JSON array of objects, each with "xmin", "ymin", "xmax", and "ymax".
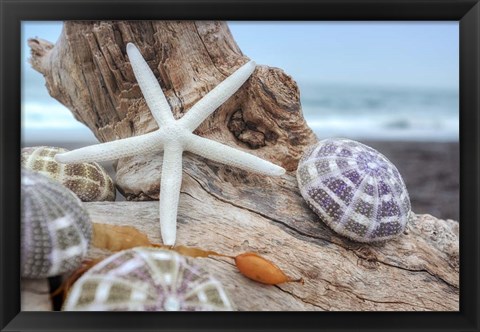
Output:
[
  {"xmin": 27, "ymin": 21, "xmax": 458, "ymax": 311},
  {"xmin": 79, "ymin": 153, "xmax": 459, "ymax": 311}
]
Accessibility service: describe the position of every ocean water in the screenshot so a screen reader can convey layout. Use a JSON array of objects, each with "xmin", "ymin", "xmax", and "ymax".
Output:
[
  {"xmin": 21, "ymin": 83, "xmax": 459, "ymax": 144},
  {"xmin": 299, "ymin": 83, "xmax": 459, "ymax": 141}
]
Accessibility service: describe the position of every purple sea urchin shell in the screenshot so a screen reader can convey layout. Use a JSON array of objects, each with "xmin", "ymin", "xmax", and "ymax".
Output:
[
  {"xmin": 63, "ymin": 247, "xmax": 233, "ymax": 311},
  {"xmin": 297, "ymin": 138, "xmax": 411, "ymax": 242},
  {"xmin": 21, "ymin": 169, "xmax": 92, "ymax": 278}
]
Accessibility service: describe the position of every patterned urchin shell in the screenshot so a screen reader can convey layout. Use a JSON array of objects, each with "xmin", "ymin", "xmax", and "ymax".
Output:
[
  {"xmin": 62, "ymin": 247, "xmax": 233, "ymax": 311},
  {"xmin": 297, "ymin": 138, "xmax": 411, "ymax": 243},
  {"xmin": 21, "ymin": 146, "xmax": 116, "ymax": 202},
  {"xmin": 21, "ymin": 169, "xmax": 92, "ymax": 278}
]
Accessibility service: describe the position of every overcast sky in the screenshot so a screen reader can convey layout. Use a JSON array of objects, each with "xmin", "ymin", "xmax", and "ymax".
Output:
[{"xmin": 23, "ymin": 21, "xmax": 458, "ymax": 89}]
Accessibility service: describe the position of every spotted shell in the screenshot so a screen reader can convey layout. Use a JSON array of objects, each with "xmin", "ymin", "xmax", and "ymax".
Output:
[
  {"xmin": 63, "ymin": 247, "xmax": 233, "ymax": 311},
  {"xmin": 297, "ymin": 138, "xmax": 411, "ymax": 242},
  {"xmin": 21, "ymin": 169, "xmax": 92, "ymax": 278},
  {"xmin": 21, "ymin": 146, "xmax": 115, "ymax": 202}
]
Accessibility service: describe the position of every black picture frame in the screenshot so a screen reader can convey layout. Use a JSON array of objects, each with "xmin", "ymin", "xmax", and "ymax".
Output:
[{"xmin": 1, "ymin": 0, "xmax": 479, "ymax": 331}]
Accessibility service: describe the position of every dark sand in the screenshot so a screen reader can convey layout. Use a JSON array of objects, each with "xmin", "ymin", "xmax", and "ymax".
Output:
[
  {"xmin": 22, "ymin": 139, "xmax": 460, "ymax": 221},
  {"xmin": 362, "ymin": 140, "xmax": 459, "ymax": 221}
]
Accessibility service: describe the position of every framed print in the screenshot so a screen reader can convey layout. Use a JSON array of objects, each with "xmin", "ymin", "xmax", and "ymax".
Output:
[{"xmin": 1, "ymin": 0, "xmax": 479, "ymax": 331}]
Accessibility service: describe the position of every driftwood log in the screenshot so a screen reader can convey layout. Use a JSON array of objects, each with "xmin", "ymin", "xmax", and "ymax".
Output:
[
  {"xmin": 27, "ymin": 21, "xmax": 459, "ymax": 311},
  {"xmin": 85, "ymin": 201, "xmax": 459, "ymax": 311}
]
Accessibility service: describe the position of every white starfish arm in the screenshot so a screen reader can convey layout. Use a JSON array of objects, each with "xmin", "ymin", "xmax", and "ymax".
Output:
[
  {"xmin": 127, "ymin": 43, "xmax": 174, "ymax": 126},
  {"xmin": 159, "ymin": 146, "xmax": 184, "ymax": 245},
  {"xmin": 54, "ymin": 132, "xmax": 162, "ymax": 164},
  {"xmin": 178, "ymin": 61, "xmax": 256, "ymax": 132},
  {"xmin": 185, "ymin": 135, "xmax": 285, "ymax": 176}
]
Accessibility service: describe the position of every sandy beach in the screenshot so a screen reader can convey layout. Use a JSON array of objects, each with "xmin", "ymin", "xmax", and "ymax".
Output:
[
  {"xmin": 22, "ymin": 139, "xmax": 460, "ymax": 222},
  {"xmin": 363, "ymin": 140, "xmax": 459, "ymax": 221}
]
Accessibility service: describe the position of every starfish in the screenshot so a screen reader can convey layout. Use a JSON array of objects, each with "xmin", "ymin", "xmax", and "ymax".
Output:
[{"xmin": 55, "ymin": 43, "xmax": 286, "ymax": 245}]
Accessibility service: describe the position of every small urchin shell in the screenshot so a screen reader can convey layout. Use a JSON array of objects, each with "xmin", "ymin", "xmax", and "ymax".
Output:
[
  {"xmin": 21, "ymin": 169, "xmax": 92, "ymax": 278},
  {"xmin": 62, "ymin": 247, "xmax": 233, "ymax": 311},
  {"xmin": 21, "ymin": 146, "xmax": 116, "ymax": 202},
  {"xmin": 297, "ymin": 138, "xmax": 411, "ymax": 243}
]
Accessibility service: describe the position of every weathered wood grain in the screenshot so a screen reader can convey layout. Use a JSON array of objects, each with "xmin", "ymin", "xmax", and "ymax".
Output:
[{"xmin": 84, "ymin": 154, "xmax": 459, "ymax": 311}]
